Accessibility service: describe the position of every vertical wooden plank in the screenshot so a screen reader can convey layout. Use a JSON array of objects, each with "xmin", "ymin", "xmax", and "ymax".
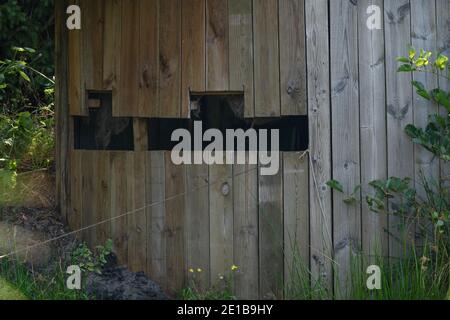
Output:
[
  {"xmin": 118, "ymin": 0, "xmax": 140, "ymax": 116},
  {"xmin": 133, "ymin": 118, "xmax": 149, "ymax": 151},
  {"xmin": 103, "ymin": 0, "xmax": 120, "ymax": 90},
  {"xmin": 127, "ymin": 152, "xmax": 147, "ymax": 272},
  {"xmin": 233, "ymin": 161, "xmax": 258, "ymax": 299},
  {"xmin": 82, "ymin": 0, "xmax": 104, "ymax": 90},
  {"xmin": 384, "ymin": 0, "xmax": 414, "ymax": 258},
  {"xmin": 283, "ymin": 153, "xmax": 309, "ymax": 292},
  {"xmin": 436, "ymin": 0, "xmax": 450, "ymax": 188},
  {"xmin": 182, "ymin": 0, "xmax": 206, "ymax": 117},
  {"xmin": 68, "ymin": 0, "xmax": 85, "ymax": 116},
  {"xmin": 56, "ymin": 0, "xmax": 72, "ymax": 224},
  {"xmin": 146, "ymin": 151, "xmax": 167, "ymax": 288},
  {"xmin": 330, "ymin": 0, "xmax": 360, "ymax": 297},
  {"xmin": 69, "ymin": 151, "xmax": 82, "ymax": 238},
  {"xmin": 279, "ymin": 0, "xmax": 307, "ymax": 116},
  {"xmin": 205, "ymin": 0, "xmax": 233, "ymax": 289},
  {"xmin": 259, "ymin": 157, "xmax": 284, "ymax": 299},
  {"xmin": 165, "ymin": 152, "xmax": 186, "ymax": 293},
  {"xmin": 411, "ymin": 0, "xmax": 439, "ymax": 197},
  {"xmin": 139, "ymin": 0, "xmax": 159, "ymax": 117},
  {"xmin": 358, "ymin": 0, "xmax": 388, "ymax": 258},
  {"xmin": 229, "ymin": 0, "xmax": 254, "ymax": 117},
  {"xmin": 206, "ymin": 0, "xmax": 229, "ymax": 91},
  {"xmin": 253, "ymin": 0, "xmax": 280, "ymax": 117},
  {"xmin": 209, "ymin": 163, "xmax": 233, "ymax": 285},
  {"xmin": 95, "ymin": 152, "xmax": 111, "ymax": 245},
  {"xmin": 185, "ymin": 164, "xmax": 210, "ymax": 290},
  {"xmin": 305, "ymin": 0, "xmax": 332, "ymax": 292},
  {"xmin": 106, "ymin": 0, "xmax": 122, "ymax": 116},
  {"xmin": 110, "ymin": 152, "xmax": 128, "ymax": 266},
  {"xmin": 159, "ymin": 0, "xmax": 182, "ymax": 117},
  {"xmin": 81, "ymin": 151, "xmax": 96, "ymax": 247}
]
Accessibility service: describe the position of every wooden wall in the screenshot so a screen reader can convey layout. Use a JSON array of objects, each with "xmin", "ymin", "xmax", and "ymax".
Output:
[{"xmin": 56, "ymin": 0, "xmax": 449, "ymax": 298}]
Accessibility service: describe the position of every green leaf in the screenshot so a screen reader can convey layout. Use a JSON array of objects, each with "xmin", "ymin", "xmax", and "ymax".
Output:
[
  {"xmin": 11, "ymin": 47, "xmax": 25, "ymax": 52},
  {"xmin": 18, "ymin": 70, "xmax": 30, "ymax": 82},
  {"xmin": 327, "ymin": 180, "xmax": 344, "ymax": 193},
  {"xmin": 412, "ymin": 81, "xmax": 431, "ymax": 100},
  {"xmin": 398, "ymin": 64, "xmax": 414, "ymax": 72},
  {"xmin": 343, "ymin": 197, "xmax": 357, "ymax": 205},
  {"xmin": 396, "ymin": 57, "xmax": 410, "ymax": 63}
]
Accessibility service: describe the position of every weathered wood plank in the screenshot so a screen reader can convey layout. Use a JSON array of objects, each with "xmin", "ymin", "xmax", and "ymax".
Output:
[
  {"xmin": 55, "ymin": 0, "xmax": 71, "ymax": 223},
  {"xmin": 259, "ymin": 157, "xmax": 284, "ymax": 299},
  {"xmin": 110, "ymin": 152, "xmax": 128, "ymax": 266},
  {"xmin": 358, "ymin": 0, "xmax": 388, "ymax": 258},
  {"xmin": 209, "ymin": 163, "xmax": 233, "ymax": 285},
  {"xmin": 330, "ymin": 0, "xmax": 360, "ymax": 297},
  {"xmin": 305, "ymin": 0, "xmax": 332, "ymax": 291},
  {"xmin": 81, "ymin": 151, "xmax": 96, "ymax": 247},
  {"xmin": 207, "ymin": 0, "xmax": 230, "ymax": 91},
  {"xmin": 139, "ymin": 0, "xmax": 159, "ymax": 117},
  {"xmin": 279, "ymin": 0, "xmax": 307, "ymax": 116},
  {"xmin": 233, "ymin": 160, "xmax": 258, "ymax": 299},
  {"xmin": 82, "ymin": 0, "xmax": 104, "ymax": 90},
  {"xmin": 133, "ymin": 118, "xmax": 149, "ymax": 152},
  {"xmin": 95, "ymin": 152, "xmax": 111, "ymax": 245},
  {"xmin": 436, "ymin": 0, "xmax": 450, "ymax": 188},
  {"xmin": 411, "ymin": 0, "xmax": 438, "ymax": 248},
  {"xmin": 185, "ymin": 164, "xmax": 210, "ymax": 290},
  {"xmin": 146, "ymin": 152, "xmax": 167, "ymax": 288},
  {"xmin": 181, "ymin": 0, "xmax": 206, "ymax": 117},
  {"xmin": 127, "ymin": 152, "xmax": 147, "ymax": 272},
  {"xmin": 159, "ymin": 0, "xmax": 182, "ymax": 117},
  {"xmin": 165, "ymin": 152, "xmax": 186, "ymax": 293},
  {"xmin": 107, "ymin": 0, "xmax": 123, "ymax": 116},
  {"xmin": 118, "ymin": 0, "xmax": 140, "ymax": 116},
  {"xmin": 229, "ymin": 0, "xmax": 254, "ymax": 117},
  {"xmin": 68, "ymin": 0, "xmax": 85, "ymax": 116},
  {"xmin": 283, "ymin": 153, "xmax": 309, "ymax": 293},
  {"xmin": 384, "ymin": 0, "xmax": 414, "ymax": 258},
  {"xmin": 253, "ymin": 0, "xmax": 280, "ymax": 117},
  {"xmin": 103, "ymin": 0, "xmax": 121, "ymax": 90},
  {"xmin": 69, "ymin": 151, "xmax": 82, "ymax": 239}
]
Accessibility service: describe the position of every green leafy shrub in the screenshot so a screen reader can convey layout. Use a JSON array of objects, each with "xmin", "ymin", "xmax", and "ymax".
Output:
[
  {"xmin": 71, "ymin": 240, "xmax": 113, "ymax": 275},
  {"xmin": 0, "ymin": 0, "xmax": 54, "ymax": 76},
  {"xmin": 327, "ymin": 48, "xmax": 449, "ymax": 300},
  {"xmin": 397, "ymin": 48, "xmax": 450, "ymax": 162},
  {"xmin": 0, "ymin": 47, "xmax": 54, "ymax": 114}
]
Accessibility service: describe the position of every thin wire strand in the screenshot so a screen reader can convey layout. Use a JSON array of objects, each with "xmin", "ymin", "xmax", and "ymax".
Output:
[
  {"xmin": 0, "ymin": 164, "xmax": 259, "ymax": 260},
  {"xmin": 1, "ymin": 151, "xmax": 333, "ymax": 264}
]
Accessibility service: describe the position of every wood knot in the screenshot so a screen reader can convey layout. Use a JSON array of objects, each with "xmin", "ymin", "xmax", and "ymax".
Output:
[{"xmin": 221, "ymin": 182, "xmax": 230, "ymax": 196}]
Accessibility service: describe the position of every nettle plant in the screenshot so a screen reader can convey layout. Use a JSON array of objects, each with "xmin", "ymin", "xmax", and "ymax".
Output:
[{"xmin": 328, "ymin": 48, "xmax": 449, "ymax": 255}]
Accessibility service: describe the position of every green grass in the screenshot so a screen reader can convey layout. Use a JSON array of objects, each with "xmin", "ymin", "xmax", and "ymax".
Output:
[
  {"xmin": 0, "ymin": 258, "xmax": 90, "ymax": 300},
  {"xmin": 284, "ymin": 247, "xmax": 448, "ymax": 300},
  {"xmin": 0, "ymin": 277, "xmax": 27, "ymax": 300}
]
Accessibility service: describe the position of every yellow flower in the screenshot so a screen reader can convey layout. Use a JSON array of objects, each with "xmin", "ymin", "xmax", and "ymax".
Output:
[
  {"xmin": 189, "ymin": 268, "xmax": 194, "ymax": 273},
  {"xmin": 231, "ymin": 265, "xmax": 239, "ymax": 272},
  {"xmin": 197, "ymin": 268, "xmax": 203, "ymax": 273}
]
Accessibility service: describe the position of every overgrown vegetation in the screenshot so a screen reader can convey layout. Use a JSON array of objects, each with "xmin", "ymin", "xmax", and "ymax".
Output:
[
  {"xmin": 0, "ymin": 239, "xmax": 113, "ymax": 300},
  {"xmin": 326, "ymin": 48, "xmax": 449, "ymax": 300},
  {"xmin": 0, "ymin": 0, "xmax": 55, "ymax": 200},
  {"xmin": 0, "ymin": 258, "xmax": 89, "ymax": 300},
  {"xmin": 71, "ymin": 240, "xmax": 113, "ymax": 275},
  {"xmin": 180, "ymin": 266, "xmax": 238, "ymax": 300}
]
